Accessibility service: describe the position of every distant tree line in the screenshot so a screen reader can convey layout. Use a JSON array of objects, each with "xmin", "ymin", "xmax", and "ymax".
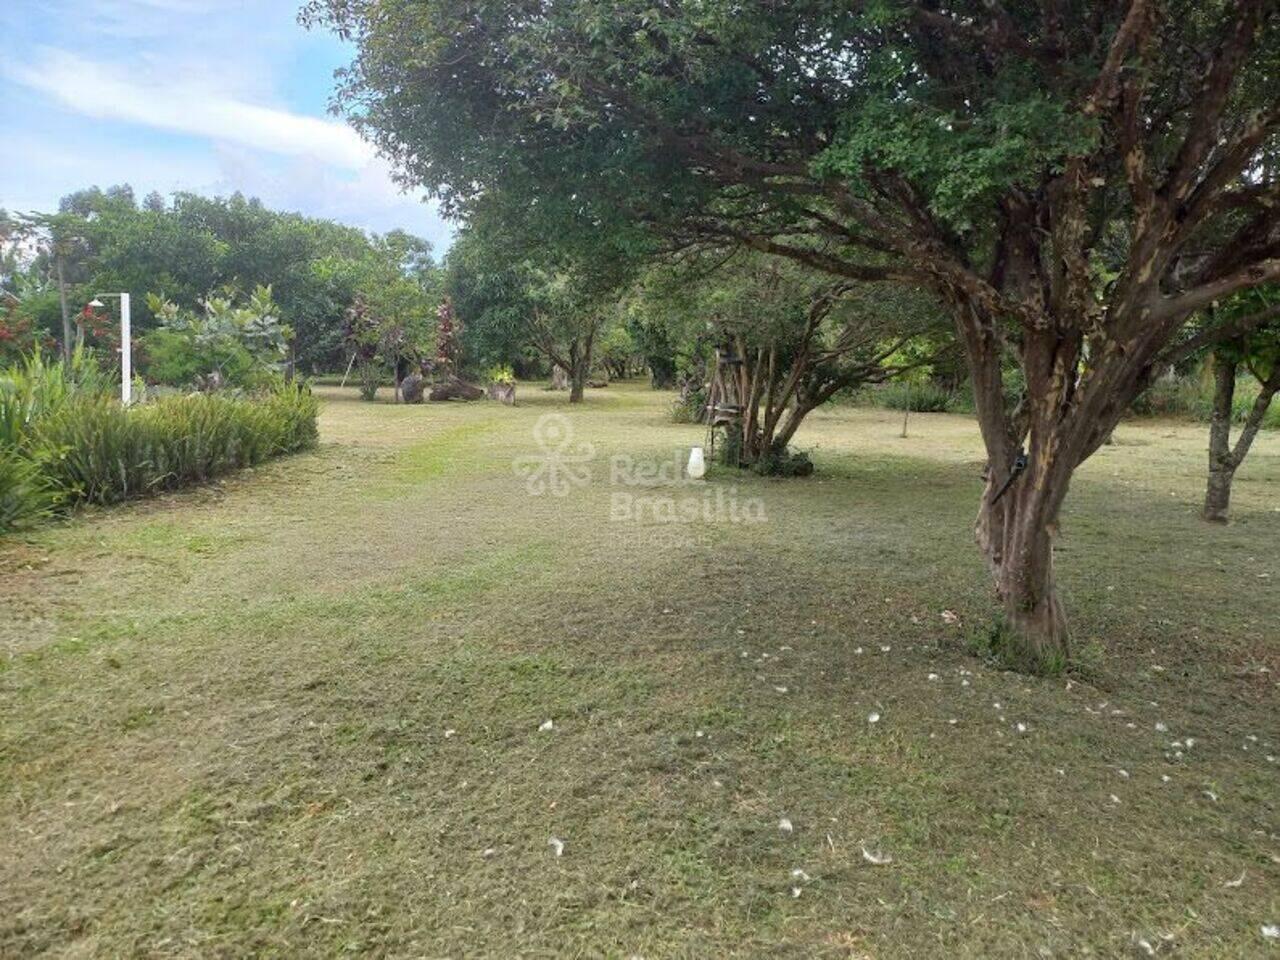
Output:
[{"xmin": 1, "ymin": 185, "xmax": 439, "ymax": 374}]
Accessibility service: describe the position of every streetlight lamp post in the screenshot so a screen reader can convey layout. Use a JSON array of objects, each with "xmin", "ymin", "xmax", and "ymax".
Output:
[{"xmin": 87, "ymin": 293, "xmax": 132, "ymax": 405}]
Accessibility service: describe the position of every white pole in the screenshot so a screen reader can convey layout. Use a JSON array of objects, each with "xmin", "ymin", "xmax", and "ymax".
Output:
[{"xmin": 120, "ymin": 292, "xmax": 132, "ymax": 405}]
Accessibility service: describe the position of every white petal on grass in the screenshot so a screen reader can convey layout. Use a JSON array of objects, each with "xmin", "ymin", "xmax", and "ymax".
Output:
[
  {"xmin": 548, "ymin": 837, "xmax": 564, "ymax": 857},
  {"xmin": 791, "ymin": 886, "xmax": 803, "ymax": 898},
  {"xmin": 1262, "ymin": 925, "xmax": 1280, "ymax": 941},
  {"xmin": 1155, "ymin": 722, "xmax": 1168, "ymax": 732},
  {"xmin": 1223, "ymin": 871, "xmax": 1246, "ymax": 888},
  {"xmin": 868, "ymin": 712, "xmax": 881, "ymax": 724},
  {"xmin": 861, "ymin": 846, "xmax": 892, "ymax": 866},
  {"xmin": 539, "ymin": 720, "xmax": 554, "ymax": 732},
  {"xmin": 791, "ymin": 868, "xmax": 811, "ymax": 881},
  {"xmin": 444, "ymin": 729, "xmax": 457, "ymax": 739},
  {"xmin": 778, "ymin": 818, "xmax": 794, "ymax": 834}
]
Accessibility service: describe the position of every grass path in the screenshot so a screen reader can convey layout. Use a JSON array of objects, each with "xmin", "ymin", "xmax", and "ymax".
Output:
[{"xmin": 2, "ymin": 384, "xmax": 1278, "ymax": 957}]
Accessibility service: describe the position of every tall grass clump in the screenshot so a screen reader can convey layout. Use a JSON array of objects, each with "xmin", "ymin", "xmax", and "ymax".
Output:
[
  {"xmin": 1, "ymin": 350, "xmax": 318, "ymax": 533},
  {"xmin": 34, "ymin": 384, "xmax": 319, "ymax": 507},
  {"xmin": 0, "ymin": 350, "xmax": 109, "ymax": 532},
  {"xmin": 0, "ymin": 349, "xmax": 111, "ymax": 448},
  {"xmin": 0, "ymin": 448, "xmax": 52, "ymax": 531}
]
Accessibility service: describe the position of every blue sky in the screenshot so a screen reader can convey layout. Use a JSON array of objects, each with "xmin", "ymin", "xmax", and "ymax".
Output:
[{"xmin": 0, "ymin": 0, "xmax": 453, "ymax": 252}]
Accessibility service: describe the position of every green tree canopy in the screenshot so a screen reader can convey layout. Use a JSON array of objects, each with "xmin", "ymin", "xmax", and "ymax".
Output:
[{"xmin": 308, "ymin": 0, "xmax": 1280, "ymax": 666}]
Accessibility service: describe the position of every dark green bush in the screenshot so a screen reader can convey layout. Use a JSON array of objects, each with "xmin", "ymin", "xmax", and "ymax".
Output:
[
  {"xmin": 756, "ymin": 447, "xmax": 814, "ymax": 477},
  {"xmin": 877, "ymin": 382, "xmax": 957, "ymax": 412}
]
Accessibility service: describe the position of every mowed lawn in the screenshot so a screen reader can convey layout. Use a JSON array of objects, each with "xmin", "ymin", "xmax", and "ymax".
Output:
[{"xmin": 1, "ymin": 383, "xmax": 1277, "ymax": 958}]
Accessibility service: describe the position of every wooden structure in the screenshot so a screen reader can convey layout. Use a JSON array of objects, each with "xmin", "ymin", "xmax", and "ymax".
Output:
[{"xmin": 704, "ymin": 345, "xmax": 745, "ymax": 459}]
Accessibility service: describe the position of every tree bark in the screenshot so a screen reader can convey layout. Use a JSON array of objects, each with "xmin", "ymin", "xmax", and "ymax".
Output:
[
  {"xmin": 1203, "ymin": 355, "xmax": 1237, "ymax": 522},
  {"xmin": 428, "ymin": 376, "xmax": 484, "ymax": 401},
  {"xmin": 960, "ymin": 303, "xmax": 1081, "ymax": 671},
  {"xmin": 56, "ymin": 254, "xmax": 72, "ymax": 363},
  {"xmin": 977, "ymin": 470, "xmax": 1071, "ymax": 669},
  {"xmin": 568, "ymin": 329, "xmax": 595, "ymax": 404},
  {"xmin": 1202, "ymin": 350, "xmax": 1280, "ymax": 523}
]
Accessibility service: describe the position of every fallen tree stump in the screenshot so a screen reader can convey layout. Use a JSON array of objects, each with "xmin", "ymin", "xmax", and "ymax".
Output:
[
  {"xmin": 429, "ymin": 377, "xmax": 485, "ymax": 402},
  {"xmin": 400, "ymin": 373, "xmax": 426, "ymax": 403}
]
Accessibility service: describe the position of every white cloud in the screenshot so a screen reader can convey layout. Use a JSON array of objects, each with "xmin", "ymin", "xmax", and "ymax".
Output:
[
  {"xmin": 211, "ymin": 146, "xmax": 452, "ymax": 249},
  {"xmin": 6, "ymin": 47, "xmax": 374, "ymax": 169}
]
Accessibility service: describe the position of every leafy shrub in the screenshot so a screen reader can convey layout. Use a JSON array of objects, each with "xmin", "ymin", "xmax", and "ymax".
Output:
[
  {"xmin": 143, "ymin": 286, "xmax": 291, "ymax": 390},
  {"xmin": 1130, "ymin": 375, "xmax": 1280, "ymax": 428},
  {"xmin": 756, "ymin": 447, "xmax": 814, "ymax": 477},
  {"xmin": 143, "ymin": 329, "xmax": 279, "ymax": 392},
  {"xmin": 1129, "ymin": 377, "xmax": 1211, "ymax": 420},
  {"xmin": 0, "ymin": 448, "xmax": 52, "ymax": 531},
  {"xmin": 487, "ymin": 364, "xmax": 516, "ymax": 385},
  {"xmin": 877, "ymin": 381, "xmax": 957, "ymax": 412},
  {"xmin": 670, "ymin": 385, "xmax": 706, "ymax": 423}
]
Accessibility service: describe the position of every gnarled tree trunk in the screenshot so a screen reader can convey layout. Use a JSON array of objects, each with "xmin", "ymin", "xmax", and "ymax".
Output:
[
  {"xmin": 957, "ymin": 301, "xmax": 1091, "ymax": 671},
  {"xmin": 976, "ymin": 454, "xmax": 1073, "ymax": 668}
]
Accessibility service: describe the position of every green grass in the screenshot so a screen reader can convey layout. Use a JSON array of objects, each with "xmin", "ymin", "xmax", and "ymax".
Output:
[{"xmin": 1, "ymin": 383, "xmax": 1278, "ymax": 957}]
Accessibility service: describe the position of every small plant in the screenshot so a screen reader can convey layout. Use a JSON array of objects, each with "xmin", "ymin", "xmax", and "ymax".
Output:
[
  {"xmin": 670, "ymin": 385, "xmax": 705, "ymax": 424},
  {"xmin": 488, "ymin": 364, "xmax": 516, "ymax": 385},
  {"xmin": 966, "ymin": 616, "xmax": 1067, "ymax": 676},
  {"xmin": 755, "ymin": 447, "xmax": 814, "ymax": 477},
  {"xmin": 0, "ymin": 355, "xmax": 317, "ymax": 534}
]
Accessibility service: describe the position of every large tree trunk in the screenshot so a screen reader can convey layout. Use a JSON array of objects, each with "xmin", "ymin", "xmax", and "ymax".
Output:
[
  {"xmin": 428, "ymin": 376, "xmax": 484, "ymax": 401},
  {"xmin": 568, "ymin": 352, "xmax": 587, "ymax": 402},
  {"xmin": 976, "ymin": 465, "xmax": 1071, "ymax": 669},
  {"xmin": 1202, "ymin": 349, "xmax": 1280, "ymax": 523},
  {"xmin": 959, "ymin": 307, "xmax": 1084, "ymax": 672},
  {"xmin": 567, "ymin": 330, "xmax": 595, "ymax": 404}
]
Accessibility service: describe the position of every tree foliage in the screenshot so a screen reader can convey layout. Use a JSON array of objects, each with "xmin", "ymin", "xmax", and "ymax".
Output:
[
  {"xmin": 2, "ymin": 187, "xmax": 439, "ymax": 373},
  {"xmin": 308, "ymin": 0, "xmax": 1280, "ymax": 666}
]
